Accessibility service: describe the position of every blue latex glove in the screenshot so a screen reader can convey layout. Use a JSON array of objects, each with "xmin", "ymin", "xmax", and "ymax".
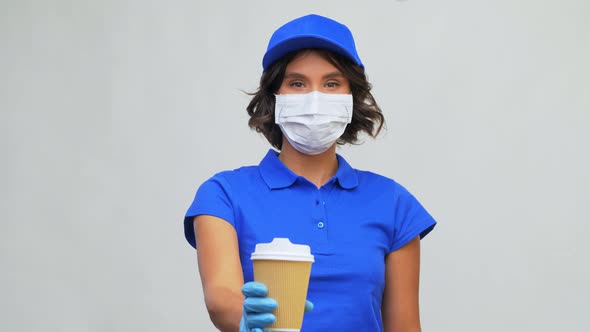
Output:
[
  {"xmin": 239, "ymin": 281, "xmax": 276, "ymax": 332},
  {"xmin": 239, "ymin": 281, "xmax": 314, "ymax": 332}
]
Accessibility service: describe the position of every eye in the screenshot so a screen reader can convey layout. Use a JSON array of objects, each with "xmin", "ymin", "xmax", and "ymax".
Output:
[
  {"xmin": 289, "ymin": 81, "xmax": 305, "ymax": 88},
  {"xmin": 325, "ymin": 81, "xmax": 340, "ymax": 88}
]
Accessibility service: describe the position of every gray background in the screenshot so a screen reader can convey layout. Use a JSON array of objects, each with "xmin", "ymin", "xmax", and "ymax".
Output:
[{"xmin": 1, "ymin": 0, "xmax": 588, "ymax": 331}]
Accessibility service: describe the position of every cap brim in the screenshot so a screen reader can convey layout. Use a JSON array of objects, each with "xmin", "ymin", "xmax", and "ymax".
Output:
[{"xmin": 262, "ymin": 35, "xmax": 363, "ymax": 71}]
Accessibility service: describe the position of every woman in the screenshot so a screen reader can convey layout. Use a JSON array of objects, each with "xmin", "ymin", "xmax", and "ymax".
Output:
[{"xmin": 184, "ymin": 14, "xmax": 436, "ymax": 332}]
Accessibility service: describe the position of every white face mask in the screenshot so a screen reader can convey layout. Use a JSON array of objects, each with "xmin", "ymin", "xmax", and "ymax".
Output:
[{"xmin": 275, "ymin": 91, "xmax": 353, "ymax": 155}]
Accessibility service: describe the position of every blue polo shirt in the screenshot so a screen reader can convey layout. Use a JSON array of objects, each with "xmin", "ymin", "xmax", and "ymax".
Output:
[{"xmin": 184, "ymin": 150, "xmax": 436, "ymax": 331}]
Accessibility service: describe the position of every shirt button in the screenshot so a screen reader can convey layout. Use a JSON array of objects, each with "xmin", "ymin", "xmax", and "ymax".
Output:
[{"xmin": 317, "ymin": 221, "xmax": 325, "ymax": 229}]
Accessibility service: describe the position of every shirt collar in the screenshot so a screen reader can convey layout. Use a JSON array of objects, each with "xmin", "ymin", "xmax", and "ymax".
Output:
[
  {"xmin": 334, "ymin": 153, "xmax": 359, "ymax": 189},
  {"xmin": 258, "ymin": 149, "xmax": 359, "ymax": 190}
]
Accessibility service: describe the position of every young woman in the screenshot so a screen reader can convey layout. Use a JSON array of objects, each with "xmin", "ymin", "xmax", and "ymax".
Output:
[{"xmin": 184, "ymin": 14, "xmax": 436, "ymax": 332}]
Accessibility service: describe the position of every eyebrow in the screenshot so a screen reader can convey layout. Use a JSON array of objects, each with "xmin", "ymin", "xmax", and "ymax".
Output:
[
  {"xmin": 323, "ymin": 71, "xmax": 344, "ymax": 79},
  {"xmin": 283, "ymin": 71, "xmax": 344, "ymax": 80}
]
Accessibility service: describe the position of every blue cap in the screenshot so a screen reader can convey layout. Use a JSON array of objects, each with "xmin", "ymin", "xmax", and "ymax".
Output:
[{"xmin": 262, "ymin": 14, "xmax": 364, "ymax": 71}]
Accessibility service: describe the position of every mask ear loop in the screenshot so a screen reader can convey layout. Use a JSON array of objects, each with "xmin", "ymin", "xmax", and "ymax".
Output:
[
  {"xmin": 275, "ymin": 105, "xmax": 285, "ymax": 124},
  {"xmin": 344, "ymin": 104, "xmax": 352, "ymax": 123}
]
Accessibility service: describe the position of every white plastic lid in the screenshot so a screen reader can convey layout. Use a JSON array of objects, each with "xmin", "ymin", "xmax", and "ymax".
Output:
[{"xmin": 251, "ymin": 238, "xmax": 314, "ymax": 262}]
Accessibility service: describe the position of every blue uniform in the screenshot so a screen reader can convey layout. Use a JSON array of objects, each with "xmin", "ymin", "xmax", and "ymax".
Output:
[{"xmin": 184, "ymin": 150, "xmax": 436, "ymax": 331}]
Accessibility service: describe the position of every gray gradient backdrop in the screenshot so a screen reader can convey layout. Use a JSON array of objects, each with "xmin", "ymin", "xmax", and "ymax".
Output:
[{"xmin": 1, "ymin": 0, "xmax": 588, "ymax": 331}]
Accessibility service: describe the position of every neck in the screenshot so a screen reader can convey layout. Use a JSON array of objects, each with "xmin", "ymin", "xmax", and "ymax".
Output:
[{"xmin": 278, "ymin": 141, "xmax": 339, "ymax": 189}]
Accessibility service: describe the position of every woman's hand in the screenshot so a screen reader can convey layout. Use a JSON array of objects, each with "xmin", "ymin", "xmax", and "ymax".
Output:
[
  {"xmin": 239, "ymin": 281, "xmax": 314, "ymax": 332},
  {"xmin": 240, "ymin": 281, "xmax": 277, "ymax": 332}
]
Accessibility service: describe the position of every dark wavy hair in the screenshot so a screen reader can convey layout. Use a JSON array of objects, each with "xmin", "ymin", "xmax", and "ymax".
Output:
[{"xmin": 247, "ymin": 49, "xmax": 385, "ymax": 150}]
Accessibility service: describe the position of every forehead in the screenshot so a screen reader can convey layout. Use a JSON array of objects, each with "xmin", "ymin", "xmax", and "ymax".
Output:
[{"xmin": 285, "ymin": 49, "xmax": 341, "ymax": 73}]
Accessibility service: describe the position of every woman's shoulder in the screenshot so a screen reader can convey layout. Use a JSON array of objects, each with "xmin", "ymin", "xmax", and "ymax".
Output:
[
  {"xmin": 207, "ymin": 164, "xmax": 256, "ymax": 178},
  {"xmin": 202, "ymin": 164, "xmax": 263, "ymax": 187},
  {"xmin": 353, "ymin": 168, "xmax": 415, "ymax": 196},
  {"xmin": 355, "ymin": 168, "xmax": 397, "ymax": 186}
]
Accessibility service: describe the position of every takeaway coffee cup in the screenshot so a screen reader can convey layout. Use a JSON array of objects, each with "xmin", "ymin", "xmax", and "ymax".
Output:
[{"xmin": 251, "ymin": 238, "xmax": 314, "ymax": 332}]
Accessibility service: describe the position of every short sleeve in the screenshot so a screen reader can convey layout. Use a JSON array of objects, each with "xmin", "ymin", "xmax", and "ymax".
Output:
[
  {"xmin": 183, "ymin": 173, "xmax": 236, "ymax": 249},
  {"xmin": 389, "ymin": 184, "xmax": 437, "ymax": 252}
]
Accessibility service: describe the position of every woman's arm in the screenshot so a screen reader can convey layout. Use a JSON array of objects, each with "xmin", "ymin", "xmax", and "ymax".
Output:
[
  {"xmin": 382, "ymin": 236, "xmax": 422, "ymax": 332},
  {"xmin": 194, "ymin": 215, "xmax": 244, "ymax": 332}
]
